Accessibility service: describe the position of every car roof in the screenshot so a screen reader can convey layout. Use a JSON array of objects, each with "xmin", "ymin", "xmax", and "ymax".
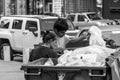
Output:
[
  {"xmin": 3, "ymin": 15, "xmax": 58, "ymax": 19},
  {"xmin": 68, "ymin": 12, "xmax": 96, "ymax": 15}
]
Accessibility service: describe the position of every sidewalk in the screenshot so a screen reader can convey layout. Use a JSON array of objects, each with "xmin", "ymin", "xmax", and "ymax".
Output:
[{"xmin": 0, "ymin": 60, "xmax": 25, "ymax": 80}]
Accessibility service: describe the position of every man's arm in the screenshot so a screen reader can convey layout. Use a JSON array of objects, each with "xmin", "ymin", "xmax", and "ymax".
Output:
[{"xmin": 65, "ymin": 34, "xmax": 87, "ymax": 44}]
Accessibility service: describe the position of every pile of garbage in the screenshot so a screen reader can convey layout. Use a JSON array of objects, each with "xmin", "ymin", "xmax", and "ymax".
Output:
[
  {"xmin": 43, "ymin": 26, "xmax": 117, "ymax": 66},
  {"xmin": 56, "ymin": 45, "xmax": 116, "ymax": 66},
  {"xmin": 42, "ymin": 45, "xmax": 116, "ymax": 66}
]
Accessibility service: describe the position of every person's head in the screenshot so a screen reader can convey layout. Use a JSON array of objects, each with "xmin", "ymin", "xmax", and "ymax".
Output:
[
  {"xmin": 42, "ymin": 31, "xmax": 56, "ymax": 46},
  {"xmin": 54, "ymin": 18, "xmax": 69, "ymax": 37}
]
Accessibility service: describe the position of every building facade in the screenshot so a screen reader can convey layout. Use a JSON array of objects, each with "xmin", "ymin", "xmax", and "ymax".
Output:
[
  {"xmin": 23, "ymin": 0, "xmax": 97, "ymax": 16},
  {"xmin": 0, "ymin": 0, "xmax": 26, "ymax": 15},
  {"xmin": 26, "ymin": 0, "xmax": 62, "ymax": 15},
  {"xmin": 26, "ymin": 0, "xmax": 64, "ymax": 16},
  {"xmin": 0, "ymin": 0, "xmax": 97, "ymax": 16},
  {"xmin": 0, "ymin": 0, "xmax": 4, "ymax": 15}
]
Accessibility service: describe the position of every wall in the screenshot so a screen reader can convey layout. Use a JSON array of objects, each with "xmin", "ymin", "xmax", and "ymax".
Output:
[
  {"xmin": 16, "ymin": 0, "xmax": 26, "ymax": 15},
  {"xmin": 52, "ymin": 0, "xmax": 62, "ymax": 16},
  {"xmin": 0, "ymin": 0, "xmax": 3, "ymax": 15},
  {"xmin": 64, "ymin": 0, "xmax": 97, "ymax": 13},
  {"xmin": 103, "ymin": 0, "xmax": 120, "ymax": 19},
  {"xmin": 1, "ymin": 0, "xmax": 26, "ymax": 15}
]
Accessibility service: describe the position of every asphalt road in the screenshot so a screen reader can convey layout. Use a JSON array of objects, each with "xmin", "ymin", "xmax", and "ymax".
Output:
[{"xmin": 0, "ymin": 56, "xmax": 25, "ymax": 80}]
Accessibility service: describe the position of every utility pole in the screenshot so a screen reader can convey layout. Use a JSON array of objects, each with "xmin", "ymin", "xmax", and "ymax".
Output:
[{"xmin": 3, "ymin": 0, "xmax": 5, "ymax": 16}]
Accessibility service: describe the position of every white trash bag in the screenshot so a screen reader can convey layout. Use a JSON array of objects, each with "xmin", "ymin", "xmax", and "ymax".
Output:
[
  {"xmin": 57, "ymin": 45, "xmax": 117, "ymax": 66},
  {"xmin": 89, "ymin": 26, "xmax": 106, "ymax": 47},
  {"xmin": 57, "ymin": 50, "xmax": 73, "ymax": 66},
  {"xmin": 44, "ymin": 58, "xmax": 54, "ymax": 66}
]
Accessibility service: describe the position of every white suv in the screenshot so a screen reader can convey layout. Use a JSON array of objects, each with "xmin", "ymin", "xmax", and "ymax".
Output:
[{"xmin": 0, "ymin": 15, "xmax": 58, "ymax": 60}]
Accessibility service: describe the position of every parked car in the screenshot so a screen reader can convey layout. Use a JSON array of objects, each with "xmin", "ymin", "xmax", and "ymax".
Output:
[
  {"xmin": 66, "ymin": 12, "xmax": 116, "ymax": 28},
  {"xmin": 66, "ymin": 25, "xmax": 120, "ymax": 49}
]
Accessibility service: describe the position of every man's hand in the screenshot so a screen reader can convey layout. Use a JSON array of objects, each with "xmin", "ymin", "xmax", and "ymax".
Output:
[
  {"xmin": 54, "ymin": 48, "xmax": 64, "ymax": 53},
  {"xmin": 53, "ymin": 48, "xmax": 64, "ymax": 56}
]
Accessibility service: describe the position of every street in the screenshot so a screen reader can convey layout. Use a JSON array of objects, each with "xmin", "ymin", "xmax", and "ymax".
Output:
[{"xmin": 0, "ymin": 57, "xmax": 25, "ymax": 80}]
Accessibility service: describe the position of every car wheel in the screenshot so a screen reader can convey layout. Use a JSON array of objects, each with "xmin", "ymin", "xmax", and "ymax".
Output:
[{"xmin": 0, "ymin": 43, "xmax": 14, "ymax": 60}]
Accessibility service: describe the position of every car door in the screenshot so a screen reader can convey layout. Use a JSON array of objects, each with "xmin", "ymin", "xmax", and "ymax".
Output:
[
  {"xmin": 10, "ymin": 19, "xmax": 24, "ymax": 51},
  {"xmin": 22, "ymin": 19, "xmax": 42, "ymax": 49}
]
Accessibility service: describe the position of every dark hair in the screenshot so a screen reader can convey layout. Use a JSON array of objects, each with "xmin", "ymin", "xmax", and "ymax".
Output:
[
  {"xmin": 54, "ymin": 18, "xmax": 69, "ymax": 32},
  {"xmin": 42, "ymin": 31, "xmax": 56, "ymax": 43}
]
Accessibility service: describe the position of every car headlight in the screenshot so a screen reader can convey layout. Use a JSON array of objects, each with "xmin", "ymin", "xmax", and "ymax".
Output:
[
  {"xmin": 101, "ymin": 23, "xmax": 108, "ymax": 26},
  {"xmin": 112, "ymin": 22, "xmax": 116, "ymax": 25}
]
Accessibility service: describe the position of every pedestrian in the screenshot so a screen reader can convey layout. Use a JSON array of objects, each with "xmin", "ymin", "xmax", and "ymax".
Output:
[
  {"xmin": 51, "ymin": 18, "xmax": 87, "ymax": 53},
  {"xmin": 29, "ymin": 31, "xmax": 58, "ymax": 62}
]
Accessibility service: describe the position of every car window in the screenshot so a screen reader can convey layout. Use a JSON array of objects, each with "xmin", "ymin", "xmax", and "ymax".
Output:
[
  {"xmin": 25, "ymin": 21, "xmax": 38, "ymax": 30},
  {"xmin": 12, "ymin": 20, "xmax": 23, "ymax": 29},
  {"xmin": 87, "ymin": 13, "xmax": 101, "ymax": 20},
  {"xmin": 78, "ymin": 15, "xmax": 86, "ymax": 21},
  {"xmin": 0, "ymin": 19, "xmax": 10, "ymax": 29},
  {"xmin": 67, "ymin": 15, "xmax": 75, "ymax": 21},
  {"xmin": 79, "ymin": 29, "xmax": 90, "ymax": 40}
]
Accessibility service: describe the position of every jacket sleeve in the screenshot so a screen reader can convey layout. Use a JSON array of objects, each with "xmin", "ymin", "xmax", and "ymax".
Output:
[
  {"xmin": 29, "ymin": 48, "xmax": 41, "ymax": 62},
  {"xmin": 29, "ymin": 49, "xmax": 34, "ymax": 62},
  {"xmin": 48, "ymin": 49, "xmax": 59, "ymax": 58}
]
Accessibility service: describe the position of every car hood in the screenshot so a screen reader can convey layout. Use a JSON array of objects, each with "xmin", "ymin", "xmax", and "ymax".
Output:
[{"xmin": 93, "ymin": 19, "xmax": 115, "ymax": 25}]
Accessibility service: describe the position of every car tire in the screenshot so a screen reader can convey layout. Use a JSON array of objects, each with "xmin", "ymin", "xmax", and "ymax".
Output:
[{"xmin": 0, "ymin": 43, "xmax": 14, "ymax": 60}]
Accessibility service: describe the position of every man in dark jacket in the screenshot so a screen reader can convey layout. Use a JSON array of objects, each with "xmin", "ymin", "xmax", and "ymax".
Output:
[{"xmin": 29, "ymin": 31, "xmax": 58, "ymax": 62}]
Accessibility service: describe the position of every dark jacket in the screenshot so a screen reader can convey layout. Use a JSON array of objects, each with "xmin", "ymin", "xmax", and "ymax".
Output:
[{"xmin": 29, "ymin": 45, "xmax": 58, "ymax": 62}]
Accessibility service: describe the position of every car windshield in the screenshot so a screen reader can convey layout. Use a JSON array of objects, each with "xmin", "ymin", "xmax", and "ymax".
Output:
[{"xmin": 87, "ymin": 13, "xmax": 102, "ymax": 20}]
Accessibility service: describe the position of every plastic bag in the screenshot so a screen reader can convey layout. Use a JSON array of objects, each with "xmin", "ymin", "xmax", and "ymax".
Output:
[
  {"xmin": 31, "ymin": 58, "xmax": 48, "ymax": 65},
  {"xmin": 71, "ymin": 45, "xmax": 116, "ymax": 62},
  {"xmin": 57, "ymin": 45, "xmax": 116, "ymax": 66},
  {"xmin": 89, "ymin": 26, "xmax": 106, "ymax": 47},
  {"xmin": 57, "ymin": 50, "xmax": 73, "ymax": 66},
  {"xmin": 44, "ymin": 58, "xmax": 54, "ymax": 66}
]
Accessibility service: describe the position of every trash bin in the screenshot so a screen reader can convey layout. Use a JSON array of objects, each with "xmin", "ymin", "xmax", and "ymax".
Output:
[{"xmin": 21, "ymin": 58, "xmax": 112, "ymax": 80}]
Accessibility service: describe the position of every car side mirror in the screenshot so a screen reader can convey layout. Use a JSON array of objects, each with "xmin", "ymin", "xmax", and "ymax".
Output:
[{"xmin": 28, "ymin": 27, "xmax": 38, "ymax": 37}]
